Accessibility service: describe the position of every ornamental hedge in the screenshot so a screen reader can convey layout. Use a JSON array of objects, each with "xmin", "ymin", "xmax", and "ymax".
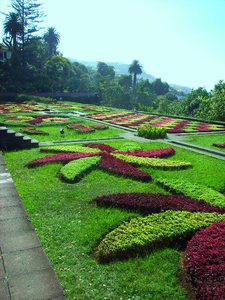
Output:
[
  {"xmin": 155, "ymin": 177, "xmax": 225, "ymax": 207},
  {"xmin": 115, "ymin": 147, "xmax": 175, "ymax": 158},
  {"xmin": 95, "ymin": 193, "xmax": 225, "ymax": 215},
  {"xmin": 113, "ymin": 153, "xmax": 191, "ymax": 170},
  {"xmin": 97, "ymin": 211, "xmax": 225, "ymax": 263},
  {"xmin": 60, "ymin": 156, "xmax": 100, "ymax": 182},
  {"xmin": 27, "ymin": 152, "xmax": 101, "ymax": 168},
  {"xmin": 40, "ymin": 145, "xmax": 100, "ymax": 154},
  {"xmin": 97, "ymin": 153, "xmax": 151, "ymax": 182}
]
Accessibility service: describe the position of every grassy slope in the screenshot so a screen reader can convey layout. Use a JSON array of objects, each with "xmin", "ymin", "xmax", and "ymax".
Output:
[{"xmin": 3, "ymin": 136, "xmax": 225, "ymax": 299}]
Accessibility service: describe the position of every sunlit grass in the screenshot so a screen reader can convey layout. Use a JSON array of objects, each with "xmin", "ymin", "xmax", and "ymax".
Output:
[
  {"xmin": 182, "ymin": 133, "xmax": 225, "ymax": 153},
  {"xmin": 3, "ymin": 135, "xmax": 225, "ymax": 299}
]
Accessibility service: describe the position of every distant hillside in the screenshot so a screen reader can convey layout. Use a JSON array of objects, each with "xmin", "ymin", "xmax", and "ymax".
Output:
[{"xmin": 68, "ymin": 58, "xmax": 191, "ymax": 94}]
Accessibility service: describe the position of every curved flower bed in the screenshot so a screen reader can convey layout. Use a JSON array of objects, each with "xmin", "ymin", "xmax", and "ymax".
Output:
[
  {"xmin": 40, "ymin": 145, "xmax": 100, "ymax": 154},
  {"xmin": 97, "ymin": 153, "xmax": 151, "ymax": 182},
  {"xmin": 212, "ymin": 142, "xmax": 225, "ymax": 148},
  {"xmin": 83, "ymin": 143, "xmax": 115, "ymax": 153},
  {"xmin": 116, "ymin": 147, "xmax": 175, "ymax": 158},
  {"xmin": 97, "ymin": 211, "xmax": 225, "ymax": 263},
  {"xmin": 154, "ymin": 177, "xmax": 225, "ymax": 207},
  {"xmin": 27, "ymin": 152, "xmax": 101, "ymax": 168},
  {"xmin": 60, "ymin": 156, "xmax": 100, "ymax": 182},
  {"xmin": 184, "ymin": 222, "xmax": 225, "ymax": 299},
  {"xmin": 113, "ymin": 153, "xmax": 191, "ymax": 170},
  {"xmin": 22, "ymin": 127, "xmax": 49, "ymax": 135},
  {"xmin": 95, "ymin": 193, "xmax": 225, "ymax": 214}
]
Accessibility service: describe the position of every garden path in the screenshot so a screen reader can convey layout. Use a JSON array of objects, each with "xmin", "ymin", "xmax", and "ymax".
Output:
[{"xmin": 0, "ymin": 154, "xmax": 66, "ymax": 300}]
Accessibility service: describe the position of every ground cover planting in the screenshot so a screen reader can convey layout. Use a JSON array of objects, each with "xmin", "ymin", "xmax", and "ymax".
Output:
[
  {"xmin": 213, "ymin": 142, "xmax": 225, "ymax": 148},
  {"xmin": 88, "ymin": 111, "xmax": 225, "ymax": 133},
  {"xmin": 96, "ymin": 211, "xmax": 225, "ymax": 263},
  {"xmin": 2, "ymin": 103, "xmax": 225, "ymax": 299},
  {"xmin": 21, "ymin": 127, "xmax": 50, "ymax": 135},
  {"xmin": 154, "ymin": 177, "xmax": 225, "ymax": 207},
  {"xmin": 112, "ymin": 153, "xmax": 192, "ymax": 170},
  {"xmin": 0, "ymin": 103, "xmax": 50, "ymax": 113},
  {"xmin": 95, "ymin": 193, "xmax": 225, "ymax": 214},
  {"xmin": 67, "ymin": 123, "xmax": 108, "ymax": 133},
  {"xmin": 184, "ymin": 222, "xmax": 225, "ymax": 299}
]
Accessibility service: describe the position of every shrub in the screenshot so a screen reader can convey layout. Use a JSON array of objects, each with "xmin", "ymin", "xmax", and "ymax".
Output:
[{"xmin": 137, "ymin": 124, "xmax": 167, "ymax": 139}]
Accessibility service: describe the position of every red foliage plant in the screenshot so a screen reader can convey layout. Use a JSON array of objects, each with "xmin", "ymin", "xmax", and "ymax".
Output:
[
  {"xmin": 27, "ymin": 152, "xmax": 102, "ymax": 168},
  {"xmin": 116, "ymin": 147, "xmax": 175, "ymax": 158},
  {"xmin": 83, "ymin": 143, "xmax": 115, "ymax": 153},
  {"xmin": 94, "ymin": 193, "xmax": 225, "ymax": 214},
  {"xmin": 97, "ymin": 153, "xmax": 151, "ymax": 182},
  {"xmin": 212, "ymin": 142, "xmax": 225, "ymax": 148},
  {"xmin": 184, "ymin": 222, "xmax": 225, "ymax": 299}
]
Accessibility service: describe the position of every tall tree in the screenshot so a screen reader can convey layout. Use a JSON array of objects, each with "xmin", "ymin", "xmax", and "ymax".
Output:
[
  {"xmin": 3, "ymin": 12, "xmax": 22, "ymax": 55},
  {"xmin": 43, "ymin": 27, "xmax": 60, "ymax": 58},
  {"xmin": 128, "ymin": 60, "xmax": 143, "ymax": 91},
  {"xmin": 11, "ymin": 0, "xmax": 44, "ymax": 66}
]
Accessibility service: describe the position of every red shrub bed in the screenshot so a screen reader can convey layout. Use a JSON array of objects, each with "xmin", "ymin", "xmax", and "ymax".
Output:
[
  {"xmin": 27, "ymin": 115, "xmax": 53, "ymax": 125},
  {"xmin": 27, "ymin": 152, "xmax": 101, "ymax": 168},
  {"xmin": 116, "ymin": 147, "xmax": 175, "ymax": 158},
  {"xmin": 167, "ymin": 120, "xmax": 189, "ymax": 133},
  {"xmin": 212, "ymin": 142, "xmax": 225, "ymax": 148},
  {"xmin": 184, "ymin": 222, "xmax": 225, "ymax": 299},
  {"xmin": 22, "ymin": 128, "xmax": 49, "ymax": 135},
  {"xmin": 95, "ymin": 193, "xmax": 225, "ymax": 214},
  {"xmin": 83, "ymin": 143, "xmax": 115, "ymax": 153},
  {"xmin": 97, "ymin": 153, "xmax": 151, "ymax": 181},
  {"xmin": 194, "ymin": 123, "xmax": 211, "ymax": 132}
]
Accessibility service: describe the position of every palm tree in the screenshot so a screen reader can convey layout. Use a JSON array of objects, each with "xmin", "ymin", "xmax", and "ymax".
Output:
[
  {"xmin": 128, "ymin": 60, "xmax": 143, "ymax": 91},
  {"xmin": 3, "ymin": 12, "xmax": 22, "ymax": 55},
  {"xmin": 43, "ymin": 27, "xmax": 60, "ymax": 58}
]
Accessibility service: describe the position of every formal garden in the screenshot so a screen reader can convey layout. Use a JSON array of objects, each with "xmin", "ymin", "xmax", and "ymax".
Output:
[{"xmin": 1, "ymin": 101, "xmax": 225, "ymax": 299}]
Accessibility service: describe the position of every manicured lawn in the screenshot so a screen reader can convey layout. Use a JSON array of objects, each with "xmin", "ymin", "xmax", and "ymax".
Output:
[
  {"xmin": 182, "ymin": 133, "xmax": 225, "ymax": 153},
  {"xmin": 2, "ymin": 103, "xmax": 225, "ymax": 299},
  {"xmin": 3, "ymin": 135, "xmax": 225, "ymax": 299}
]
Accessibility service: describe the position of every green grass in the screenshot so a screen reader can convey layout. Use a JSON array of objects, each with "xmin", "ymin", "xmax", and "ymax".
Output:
[
  {"xmin": 2, "ymin": 127, "xmax": 225, "ymax": 299},
  {"xmin": 182, "ymin": 133, "xmax": 225, "ymax": 153},
  {"xmin": 4, "ymin": 124, "xmax": 125, "ymax": 142}
]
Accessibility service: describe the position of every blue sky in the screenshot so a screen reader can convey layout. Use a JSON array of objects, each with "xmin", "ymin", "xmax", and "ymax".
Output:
[{"xmin": 1, "ymin": 0, "xmax": 225, "ymax": 91}]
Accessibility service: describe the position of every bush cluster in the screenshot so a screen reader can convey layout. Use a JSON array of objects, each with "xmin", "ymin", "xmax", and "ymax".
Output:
[{"xmin": 137, "ymin": 124, "xmax": 167, "ymax": 139}]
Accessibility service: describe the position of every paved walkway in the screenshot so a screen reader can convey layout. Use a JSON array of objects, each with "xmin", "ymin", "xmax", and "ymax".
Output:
[{"xmin": 0, "ymin": 154, "xmax": 66, "ymax": 300}]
